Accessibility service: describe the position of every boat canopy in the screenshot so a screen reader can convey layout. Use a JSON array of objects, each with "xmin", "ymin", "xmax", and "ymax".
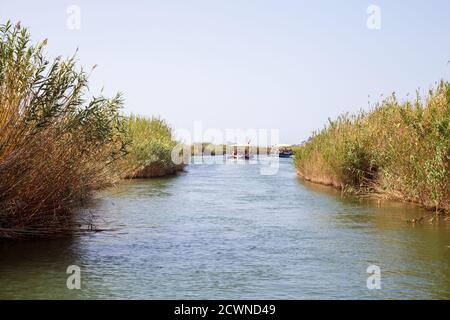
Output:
[
  {"xmin": 274, "ymin": 144, "xmax": 292, "ymax": 147},
  {"xmin": 230, "ymin": 144, "xmax": 252, "ymax": 147}
]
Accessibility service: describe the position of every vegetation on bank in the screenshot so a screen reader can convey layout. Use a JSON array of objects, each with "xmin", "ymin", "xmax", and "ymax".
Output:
[
  {"xmin": 120, "ymin": 115, "xmax": 183, "ymax": 178},
  {"xmin": 0, "ymin": 22, "xmax": 180, "ymax": 238},
  {"xmin": 294, "ymin": 81, "xmax": 450, "ymax": 213},
  {"xmin": 190, "ymin": 143, "xmax": 271, "ymax": 156},
  {"xmin": 190, "ymin": 143, "xmax": 227, "ymax": 156}
]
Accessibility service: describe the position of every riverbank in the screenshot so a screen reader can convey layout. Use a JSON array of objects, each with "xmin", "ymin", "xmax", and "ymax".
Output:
[
  {"xmin": 294, "ymin": 81, "xmax": 450, "ymax": 213},
  {"xmin": 120, "ymin": 115, "xmax": 184, "ymax": 179},
  {"xmin": 190, "ymin": 143, "xmax": 271, "ymax": 156},
  {"xmin": 0, "ymin": 22, "xmax": 181, "ymax": 239}
]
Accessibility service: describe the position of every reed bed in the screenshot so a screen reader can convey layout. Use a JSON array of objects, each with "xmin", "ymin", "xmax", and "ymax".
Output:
[
  {"xmin": 120, "ymin": 115, "xmax": 183, "ymax": 178},
  {"xmin": 0, "ymin": 22, "xmax": 185, "ymax": 238},
  {"xmin": 0, "ymin": 22, "xmax": 125, "ymax": 238},
  {"xmin": 294, "ymin": 81, "xmax": 450, "ymax": 212},
  {"xmin": 190, "ymin": 143, "xmax": 271, "ymax": 156},
  {"xmin": 190, "ymin": 143, "xmax": 227, "ymax": 156}
]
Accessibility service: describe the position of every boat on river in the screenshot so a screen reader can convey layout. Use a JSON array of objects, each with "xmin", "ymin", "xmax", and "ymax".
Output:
[
  {"xmin": 229, "ymin": 144, "xmax": 252, "ymax": 160},
  {"xmin": 273, "ymin": 144, "xmax": 293, "ymax": 158}
]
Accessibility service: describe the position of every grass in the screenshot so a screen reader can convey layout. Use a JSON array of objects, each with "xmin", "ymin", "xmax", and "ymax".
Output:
[
  {"xmin": 190, "ymin": 143, "xmax": 227, "ymax": 156},
  {"xmin": 190, "ymin": 143, "xmax": 271, "ymax": 156},
  {"xmin": 0, "ymin": 21, "xmax": 128, "ymax": 237},
  {"xmin": 120, "ymin": 115, "xmax": 183, "ymax": 178},
  {"xmin": 0, "ymin": 22, "xmax": 181, "ymax": 238},
  {"xmin": 294, "ymin": 81, "xmax": 450, "ymax": 213}
]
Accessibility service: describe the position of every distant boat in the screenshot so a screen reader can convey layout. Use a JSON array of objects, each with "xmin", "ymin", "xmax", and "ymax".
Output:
[
  {"xmin": 229, "ymin": 144, "xmax": 252, "ymax": 160},
  {"xmin": 273, "ymin": 144, "xmax": 293, "ymax": 158}
]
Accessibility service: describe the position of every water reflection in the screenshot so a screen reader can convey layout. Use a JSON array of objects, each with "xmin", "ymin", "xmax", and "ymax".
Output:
[
  {"xmin": 0, "ymin": 237, "xmax": 88, "ymax": 299},
  {"xmin": 298, "ymin": 178, "xmax": 450, "ymax": 299}
]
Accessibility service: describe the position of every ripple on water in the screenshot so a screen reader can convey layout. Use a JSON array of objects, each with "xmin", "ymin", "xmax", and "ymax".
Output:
[{"xmin": 0, "ymin": 157, "xmax": 449, "ymax": 299}]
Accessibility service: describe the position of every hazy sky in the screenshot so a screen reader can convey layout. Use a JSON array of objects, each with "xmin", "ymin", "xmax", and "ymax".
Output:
[{"xmin": 1, "ymin": 0, "xmax": 449, "ymax": 143}]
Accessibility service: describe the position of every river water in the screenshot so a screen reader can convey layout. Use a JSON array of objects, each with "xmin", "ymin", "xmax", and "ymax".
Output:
[{"xmin": 1, "ymin": 156, "xmax": 449, "ymax": 299}]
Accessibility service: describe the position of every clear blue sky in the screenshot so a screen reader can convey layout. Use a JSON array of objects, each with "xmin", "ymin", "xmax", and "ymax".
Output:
[{"xmin": 1, "ymin": 0, "xmax": 449, "ymax": 143}]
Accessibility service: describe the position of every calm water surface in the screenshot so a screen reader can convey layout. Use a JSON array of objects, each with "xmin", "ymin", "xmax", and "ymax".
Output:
[{"xmin": 1, "ymin": 157, "xmax": 449, "ymax": 299}]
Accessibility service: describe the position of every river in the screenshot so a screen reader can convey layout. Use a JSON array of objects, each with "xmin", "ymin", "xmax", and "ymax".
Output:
[{"xmin": 1, "ymin": 156, "xmax": 449, "ymax": 299}]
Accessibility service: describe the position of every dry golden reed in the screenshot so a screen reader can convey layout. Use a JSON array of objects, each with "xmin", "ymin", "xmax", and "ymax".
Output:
[
  {"xmin": 0, "ymin": 22, "xmax": 127, "ymax": 237},
  {"xmin": 295, "ymin": 81, "xmax": 450, "ymax": 212}
]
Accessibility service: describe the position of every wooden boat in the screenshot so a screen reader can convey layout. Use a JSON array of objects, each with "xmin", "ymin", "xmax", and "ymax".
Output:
[
  {"xmin": 229, "ymin": 144, "xmax": 251, "ymax": 160},
  {"xmin": 273, "ymin": 144, "xmax": 293, "ymax": 158}
]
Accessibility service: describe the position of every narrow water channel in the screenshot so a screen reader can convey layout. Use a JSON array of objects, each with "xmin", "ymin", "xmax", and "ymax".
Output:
[{"xmin": 1, "ymin": 157, "xmax": 449, "ymax": 299}]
